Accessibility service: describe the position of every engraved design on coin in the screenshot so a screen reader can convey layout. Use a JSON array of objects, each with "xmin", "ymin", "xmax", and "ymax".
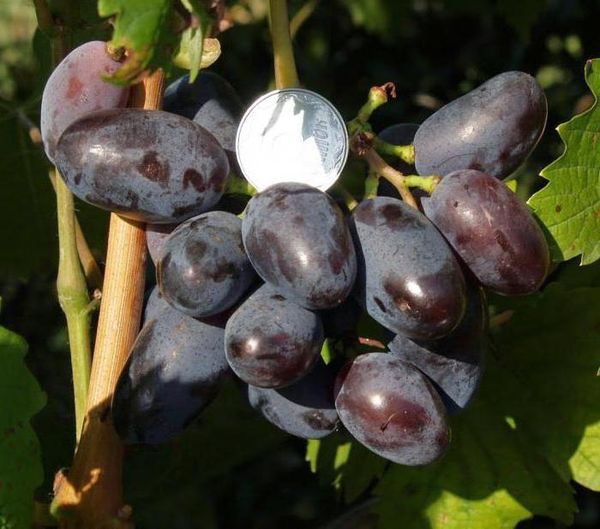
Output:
[{"xmin": 236, "ymin": 89, "xmax": 349, "ymax": 191}]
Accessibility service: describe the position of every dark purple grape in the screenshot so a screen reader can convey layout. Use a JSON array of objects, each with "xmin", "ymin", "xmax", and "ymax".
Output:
[
  {"xmin": 350, "ymin": 197, "xmax": 466, "ymax": 340},
  {"xmin": 388, "ymin": 285, "xmax": 488, "ymax": 412},
  {"xmin": 242, "ymin": 183, "xmax": 357, "ymax": 309},
  {"xmin": 146, "ymin": 223, "xmax": 177, "ymax": 265},
  {"xmin": 112, "ymin": 305, "xmax": 228, "ymax": 444},
  {"xmin": 54, "ymin": 109, "xmax": 229, "ymax": 223},
  {"xmin": 414, "ymin": 71, "xmax": 547, "ymax": 178},
  {"xmin": 378, "ymin": 123, "xmax": 419, "ymax": 146},
  {"xmin": 335, "ymin": 353, "xmax": 449, "ymax": 465},
  {"xmin": 143, "ymin": 286, "xmax": 169, "ymax": 323},
  {"xmin": 41, "ymin": 41, "xmax": 129, "ymax": 162},
  {"xmin": 157, "ymin": 212, "xmax": 256, "ymax": 318},
  {"xmin": 163, "ymin": 71, "xmax": 242, "ymax": 160},
  {"xmin": 422, "ymin": 170, "xmax": 550, "ymax": 295},
  {"xmin": 247, "ymin": 360, "xmax": 339, "ymax": 439},
  {"xmin": 225, "ymin": 285, "xmax": 324, "ymax": 388}
]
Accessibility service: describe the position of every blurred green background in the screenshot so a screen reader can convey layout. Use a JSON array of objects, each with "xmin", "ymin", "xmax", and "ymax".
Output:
[{"xmin": 1, "ymin": 1, "xmax": 599, "ymax": 528}]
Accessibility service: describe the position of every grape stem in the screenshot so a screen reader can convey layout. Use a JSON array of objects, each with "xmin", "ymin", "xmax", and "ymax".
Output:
[
  {"xmin": 373, "ymin": 136, "xmax": 415, "ymax": 165},
  {"xmin": 361, "ymin": 147, "xmax": 419, "ymax": 209},
  {"xmin": 290, "ymin": 0, "xmax": 319, "ymax": 39},
  {"xmin": 48, "ymin": 171, "xmax": 103, "ymax": 290},
  {"xmin": 225, "ymin": 172, "xmax": 257, "ymax": 196},
  {"xmin": 33, "ymin": 0, "xmax": 96, "ymax": 444},
  {"xmin": 335, "ymin": 184, "xmax": 359, "ymax": 210},
  {"xmin": 364, "ymin": 170, "xmax": 379, "ymax": 200},
  {"xmin": 16, "ymin": 105, "xmax": 103, "ymax": 290},
  {"xmin": 357, "ymin": 83, "xmax": 396, "ymax": 124},
  {"xmin": 51, "ymin": 71, "xmax": 165, "ymax": 529},
  {"xmin": 270, "ymin": 0, "xmax": 299, "ymax": 89},
  {"xmin": 490, "ymin": 310, "xmax": 514, "ymax": 329},
  {"xmin": 346, "ymin": 83, "xmax": 396, "ymax": 139},
  {"xmin": 358, "ymin": 337, "xmax": 386, "ymax": 349},
  {"xmin": 55, "ymin": 168, "xmax": 92, "ymax": 441}
]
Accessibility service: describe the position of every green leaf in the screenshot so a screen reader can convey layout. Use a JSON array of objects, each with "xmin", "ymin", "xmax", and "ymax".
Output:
[
  {"xmin": 98, "ymin": 0, "xmax": 217, "ymax": 84},
  {"xmin": 172, "ymin": 33, "xmax": 222, "ymax": 80},
  {"xmin": 98, "ymin": 0, "xmax": 176, "ymax": 83},
  {"xmin": 528, "ymin": 59, "xmax": 600, "ymax": 265},
  {"xmin": 338, "ymin": 0, "xmax": 413, "ymax": 41},
  {"xmin": 0, "ymin": 104, "xmax": 109, "ymax": 279},
  {"xmin": 312, "ymin": 283, "xmax": 600, "ymax": 529},
  {"xmin": 0, "ymin": 109, "xmax": 54, "ymax": 278},
  {"xmin": 0, "ymin": 326, "xmax": 45, "ymax": 529},
  {"xmin": 496, "ymin": 0, "xmax": 546, "ymax": 39},
  {"xmin": 374, "ymin": 376, "xmax": 576, "ymax": 529},
  {"xmin": 490, "ymin": 284, "xmax": 600, "ymax": 491},
  {"xmin": 124, "ymin": 380, "xmax": 286, "ymax": 526}
]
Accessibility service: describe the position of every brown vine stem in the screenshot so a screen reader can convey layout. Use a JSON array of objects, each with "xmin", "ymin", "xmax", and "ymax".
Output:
[
  {"xmin": 51, "ymin": 70, "xmax": 165, "ymax": 529},
  {"xmin": 270, "ymin": 0, "xmax": 300, "ymax": 89}
]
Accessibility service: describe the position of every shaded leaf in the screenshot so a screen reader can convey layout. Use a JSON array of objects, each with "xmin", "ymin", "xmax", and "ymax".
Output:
[
  {"xmin": 124, "ymin": 379, "xmax": 286, "ymax": 524},
  {"xmin": 311, "ymin": 283, "xmax": 600, "ymax": 529},
  {"xmin": 490, "ymin": 283, "xmax": 600, "ymax": 491},
  {"xmin": 0, "ymin": 326, "xmax": 45, "ymax": 528}
]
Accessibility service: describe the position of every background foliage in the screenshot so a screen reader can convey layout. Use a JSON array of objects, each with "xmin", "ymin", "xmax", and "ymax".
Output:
[{"xmin": 0, "ymin": 0, "xmax": 599, "ymax": 528}]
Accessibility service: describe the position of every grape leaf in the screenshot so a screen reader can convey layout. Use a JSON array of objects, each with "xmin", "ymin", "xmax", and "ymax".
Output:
[
  {"xmin": 528, "ymin": 59, "xmax": 600, "ymax": 265},
  {"xmin": 489, "ymin": 284, "xmax": 600, "ymax": 491},
  {"xmin": 311, "ymin": 283, "xmax": 600, "ymax": 529},
  {"xmin": 0, "ymin": 326, "xmax": 45, "ymax": 528},
  {"xmin": 98, "ymin": 0, "xmax": 217, "ymax": 84},
  {"xmin": 339, "ymin": 0, "xmax": 413, "ymax": 41},
  {"xmin": 0, "ymin": 104, "xmax": 109, "ymax": 279},
  {"xmin": 374, "ymin": 372, "xmax": 576, "ymax": 529},
  {"xmin": 98, "ymin": 0, "xmax": 176, "ymax": 83},
  {"xmin": 495, "ymin": 0, "xmax": 546, "ymax": 38},
  {"xmin": 124, "ymin": 380, "xmax": 286, "ymax": 526}
]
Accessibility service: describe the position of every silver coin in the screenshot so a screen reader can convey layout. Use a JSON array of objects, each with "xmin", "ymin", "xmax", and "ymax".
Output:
[{"xmin": 236, "ymin": 88, "xmax": 349, "ymax": 192}]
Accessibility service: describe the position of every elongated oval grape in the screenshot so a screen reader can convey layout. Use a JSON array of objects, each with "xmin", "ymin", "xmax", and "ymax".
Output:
[
  {"xmin": 143, "ymin": 286, "xmax": 169, "ymax": 323},
  {"xmin": 55, "ymin": 109, "xmax": 229, "ymax": 223},
  {"xmin": 350, "ymin": 197, "xmax": 466, "ymax": 340},
  {"xmin": 247, "ymin": 360, "xmax": 339, "ymax": 439},
  {"xmin": 146, "ymin": 223, "xmax": 177, "ymax": 265},
  {"xmin": 414, "ymin": 71, "xmax": 547, "ymax": 178},
  {"xmin": 422, "ymin": 170, "xmax": 550, "ymax": 295},
  {"xmin": 388, "ymin": 284, "xmax": 488, "ymax": 412},
  {"xmin": 225, "ymin": 285, "xmax": 324, "ymax": 388},
  {"xmin": 164, "ymin": 72, "xmax": 242, "ymax": 162},
  {"xmin": 158, "ymin": 212, "xmax": 255, "ymax": 318},
  {"xmin": 379, "ymin": 123, "xmax": 419, "ymax": 146},
  {"xmin": 41, "ymin": 41, "xmax": 129, "ymax": 162},
  {"xmin": 242, "ymin": 183, "xmax": 357, "ymax": 309},
  {"xmin": 335, "ymin": 353, "xmax": 449, "ymax": 465},
  {"xmin": 112, "ymin": 306, "xmax": 228, "ymax": 444}
]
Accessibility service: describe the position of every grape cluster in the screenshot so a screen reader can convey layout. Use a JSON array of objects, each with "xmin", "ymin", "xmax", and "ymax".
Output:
[{"xmin": 43, "ymin": 42, "xmax": 550, "ymax": 465}]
